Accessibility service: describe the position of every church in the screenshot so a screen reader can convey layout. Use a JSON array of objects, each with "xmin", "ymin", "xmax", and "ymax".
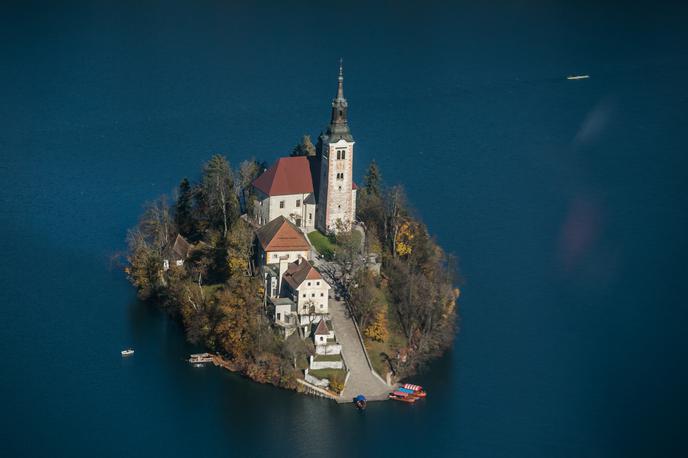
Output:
[{"xmin": 251, "ymin": 62, "xmax": 357, "ymax": 234}]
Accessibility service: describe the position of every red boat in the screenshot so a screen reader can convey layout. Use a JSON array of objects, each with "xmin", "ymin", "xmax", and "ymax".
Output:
[
  {"xmin": 402, "ymin": 383, "xmax": 427, "ymax": 398},
  {"xmin": 389, "ymin": 390, "xmax": 418, "ymax": 403}
]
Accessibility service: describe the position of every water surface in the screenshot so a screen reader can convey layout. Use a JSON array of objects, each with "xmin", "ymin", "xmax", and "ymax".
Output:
[{"xmin": 1, "ymin": 1, "xmax": 687, "ymax": 456}]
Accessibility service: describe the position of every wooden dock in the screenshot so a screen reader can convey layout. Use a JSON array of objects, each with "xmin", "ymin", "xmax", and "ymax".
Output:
[{"xmin": 188, "ymin": 352, "xmax": 214, "ymax": 364}]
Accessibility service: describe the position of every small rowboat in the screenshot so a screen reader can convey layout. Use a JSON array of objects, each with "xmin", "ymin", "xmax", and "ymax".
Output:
[
  {"xmin": 402, "ymin": 383, "xmax": 427, "ymax": 397},
  {"xmin": 354, "ymin": 395, "xmax": 367, "ymax": 410},
  {"xmin": 121, "ymin": 349, "xmax": 134, "ymax": 357}
]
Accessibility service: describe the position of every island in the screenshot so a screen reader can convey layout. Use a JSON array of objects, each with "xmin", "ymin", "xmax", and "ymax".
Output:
[{"xmin": 125, "ymin": 63, "xmax": 459, "ymax": 402}]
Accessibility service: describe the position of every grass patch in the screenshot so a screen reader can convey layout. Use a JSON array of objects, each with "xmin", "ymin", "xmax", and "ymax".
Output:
[
  {"xmin": 308, "ymin": 368, "xmax": 346, "ymax": 382},
  {"xmin": 313, "ymin": 354, "xmax": 342, "ymax": 362},
  {"xmin": 308, "ymin": 231, "xmax": 336, "ymax": 259},
  {"xmin": 364, "ymin": 338, "xmax": 391, "ymax": 377}
]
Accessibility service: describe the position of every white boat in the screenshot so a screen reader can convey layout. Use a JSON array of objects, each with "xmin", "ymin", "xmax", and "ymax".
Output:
[
  {"xmin": 121, "ymin": 349, "xmax": 134, "ymax": 357},
  {"xmin": 567, "ymin": 75, "xmax": 589, "ymax": 80}
]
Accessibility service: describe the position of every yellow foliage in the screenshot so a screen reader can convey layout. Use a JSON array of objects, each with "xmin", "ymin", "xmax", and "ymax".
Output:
[
  {"xmin": 330, "ymin": 379, "xmax": 345, "ymax": 394},
  {"xmin": 365, "ymin": 309, "xmax": 389, "ymax": 343},
  {"xmin": 228, "ymin": 255, "xmax": 248, "ymax": 275},
  {"xmin": 395, "ymin": 221, "xmax": 415, "ymax": 257}
]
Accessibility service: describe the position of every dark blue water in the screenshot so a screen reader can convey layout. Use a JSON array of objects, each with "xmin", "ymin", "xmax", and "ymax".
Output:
[{"xmin": 2, "ymin": 1, "xmax": 687, "ymax": 456}]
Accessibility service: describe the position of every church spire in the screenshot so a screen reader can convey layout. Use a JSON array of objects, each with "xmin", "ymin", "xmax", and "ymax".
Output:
[
  {"xmin": 336, "ymin": 58, "xmax": 344, "ymax": 101},
  {"xmin": 328, "ymin": 59, "xmax": 351, "ymax": 140}
]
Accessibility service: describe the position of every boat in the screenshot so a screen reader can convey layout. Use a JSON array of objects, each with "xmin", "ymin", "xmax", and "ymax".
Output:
[
  {"xmin": 567, "ymin": 75, "xmax": 589, "ymax": 80},
  {"xmin": 389, "ymin": 390, "xmax": 418, "ymax": 403},
  {"xmin": 121, "ymin": 349, "xmax": 134, "ymax": 357},
  {"xmin": 354, "ymin": 394, "xmax": 367, "ymax": 410},
  {"xmin": 402, "ymin": 383, "xmax": 427, "ymax": 398}
]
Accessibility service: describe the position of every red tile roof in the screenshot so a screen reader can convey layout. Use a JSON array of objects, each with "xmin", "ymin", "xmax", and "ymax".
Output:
[
  {"xmin": 255, "ymin": 216, "xmax": 311, "ymax": 252},
  {"xmin": 314, "ymin": 319, "xmax": 330, "ymax": 336},
  {"xmin": 283, "ymin": 258, "xmax": 323, "ymax": 289},
  {"xmin": 252, "ymin": 156, "xmax": 314, "ymax": 196}
]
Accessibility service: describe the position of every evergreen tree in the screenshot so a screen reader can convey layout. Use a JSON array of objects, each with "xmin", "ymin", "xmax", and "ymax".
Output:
[
  {"xmin": 291, "ymin": 135, "xmax": 316, "ymax": 157},
  {"xmin": 175, "ymin": 178, "xmax": 194, "ymax": 236},
  {"xmin": 364, "ymin": 160, "xmax": 382, "ymax": 196}
]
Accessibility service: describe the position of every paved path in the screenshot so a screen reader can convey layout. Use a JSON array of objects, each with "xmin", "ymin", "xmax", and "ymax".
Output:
[
  {"xmin": 305, "ymin": 229, "xmax": 391, "ymax": 402},
  {"xmin": 328, "ymin": 298, "xmax": 391, "ymax": 402}
]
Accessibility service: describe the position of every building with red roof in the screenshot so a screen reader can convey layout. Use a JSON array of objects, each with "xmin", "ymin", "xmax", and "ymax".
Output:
[
  {"xmin": 252, "ymin": 156, "xmax": 318, "ymax": 231},
  {"xmin": 251, "ymin": 62, "xmax": 357, "ymax": 234}
]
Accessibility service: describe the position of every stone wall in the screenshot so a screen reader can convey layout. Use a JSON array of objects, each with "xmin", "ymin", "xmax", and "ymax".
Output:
[
  {"xmin": 315, "ymin": 343, "xmax": 342, "ymax": 355},
  {"xmin": 304, "ymin": 370, "xmax": 330, "ymax": 388},
  {"xmin": 309, "ymin": 355, "xmax": 344, "ymax": 370}
]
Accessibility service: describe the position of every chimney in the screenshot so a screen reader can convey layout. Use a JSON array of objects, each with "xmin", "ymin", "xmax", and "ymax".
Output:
[{"xmin": 278, "ymin": 255, "xmax": 289, "ymax": 293}]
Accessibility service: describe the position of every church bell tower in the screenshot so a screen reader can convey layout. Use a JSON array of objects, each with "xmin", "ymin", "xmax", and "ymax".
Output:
[{"xmin": 316, "ymin": 60, "xmax": 356, "ymax": 233}]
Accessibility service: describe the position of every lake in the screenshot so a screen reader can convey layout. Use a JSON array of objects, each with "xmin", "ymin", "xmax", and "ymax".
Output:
[{"xmin": 1, "ymin": 1, "xmax": 687, "ymax": 456}]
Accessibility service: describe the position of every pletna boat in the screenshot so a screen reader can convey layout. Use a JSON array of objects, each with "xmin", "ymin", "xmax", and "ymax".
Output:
[
  {"xmin": 402, "ymin": 383, "xmax": 427, "ymax": 398},
  {"xmin": 567, "ymin": 75, "xmax": 589, "ymax": 80},
  {"xmin": 354, "ymin": 395, "xmax": 367, "ymax": 410},
  {"xmin": 121, "ymin": 349, "xmax": 134, "ymax": 357},
  {"xmin": 389, "ymin": 390, "xmax": 417, "ymax": 403}
]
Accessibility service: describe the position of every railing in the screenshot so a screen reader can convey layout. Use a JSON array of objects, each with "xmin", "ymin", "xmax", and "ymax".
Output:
[{"xmin": 296, "ymin": 379, "xmax": 339, "ymax": 401}]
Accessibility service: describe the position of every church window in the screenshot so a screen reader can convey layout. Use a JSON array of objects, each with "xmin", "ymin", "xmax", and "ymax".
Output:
[
  {"xmin": 316, "ymin": 281, "xmax": 320, "ymax": 286},
  {"xmin": 309, "ymin": 213, "xmax": 312, "ymax": 220},
  {"xmin": 336, "ymin": 151, "xmax": 341, "ymax": 160},
  {"xmin": 307, "ymin": 282, "xmax": 311, "ymax": 286},
  {"xmin": 296, "ymin": 199, "xmax": 301, "ymax": 207},
  {"xmin": 320, "ymin": 292, "xmax": 324, "ymax": 297},
  {"xmin": 312, "ymin": 293, "xmax": 315, "ymax": 297},
  {"xmin": 279, "ymin": 200, "xmax": 285, "ymax": 208},
  {"xmin": 341, "ymin": 150, "xmax": 346, "ymax": 160},
  {"xmin": 339, "ymin": 110, "xmax": 343, "ymax": 117},
  {"xmin": 338, "ymin": 186, "xmax": 342, "ymax": 191}
]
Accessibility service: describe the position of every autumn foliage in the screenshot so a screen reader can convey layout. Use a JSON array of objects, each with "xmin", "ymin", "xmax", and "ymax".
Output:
[{"xmin": 126, "ymin": 155, "xmax": 302, "ymax": 390}]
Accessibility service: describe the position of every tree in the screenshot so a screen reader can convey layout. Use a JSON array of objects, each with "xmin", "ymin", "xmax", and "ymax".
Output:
[
  {"xmin": 365, "ymin": 309, "xmax": 389, "ymax": 343},
  {"xmin": 291, "ymin": 135, "xmax": 316, "ymax": 157},
  {"xmin": 364, "ymin": 160, "xmax": 382, "ymax": 197},
  {"xmin": 201, "ymin": 155, "xmax": 239, "ymax": 237},
  {"xmin": 395, "ymin": 221, "xmax": 415, "ymax": 257},
  {"xmin": 349, "ymin": 270, "xmax": 383, "ymax": 330},
  {"xmin": 227, "ymin": 219, "xmax": 255, "ymax": 277},
  {"xmin": 238, "ymin": 159, "xmax": 261, "ymax": 188},
  {"xmin": 175, "ymin": 178, "xmax": 194, "ymax": 236},
  {"xmin": 125, "ymin": 229, "xmax": 163, "ymax": 300},
  {"xmin": 385, "ymin": 185, "xmax": 406, "ymax": 258},
  {"xmin": 139, "ymin": 196, "xmax": 174, "ymax": 252}
]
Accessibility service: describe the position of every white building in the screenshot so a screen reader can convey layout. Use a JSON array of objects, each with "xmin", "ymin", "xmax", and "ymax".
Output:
[
  {"xmin": 255, "ymin": 216, "xmax": 311, "ymax": 270},
  {"xmin": 251, "ymin": 62, "xmax": 357, "ymax": 235},
  {"xmin": 309, "ymin": 320, "xmax": 344, "ymax": 370},
  {"xmin": 252, "ymin": 156, "xmax": 317, "ymax": 232},
  {"xmin": 280, "ymin": 257, "xmax": 330, "ymax": 337}
]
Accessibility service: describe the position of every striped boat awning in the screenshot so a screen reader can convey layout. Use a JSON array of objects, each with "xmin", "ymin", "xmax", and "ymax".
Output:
[{"xmin": 403, "ymin": 383, "xmax": 422, "ymax": 391}]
